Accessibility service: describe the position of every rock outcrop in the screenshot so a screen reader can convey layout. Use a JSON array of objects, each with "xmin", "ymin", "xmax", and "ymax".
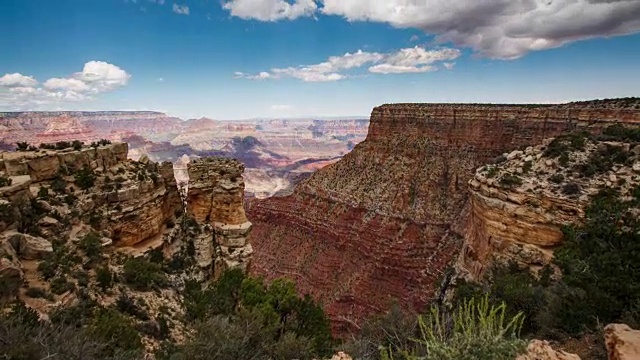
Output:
[
  {"xmin": 0, "ymin": 142, "xmax": 183, "ymax": 298},
  {"xmin": 187, "ymin": 158, "xmax": 253, "ymax": 273},
  {"xmin": 247, "ymin": 102, "xmax": 640, "ymax": 331},
  {"xmin": 517, "ymin": 340, "xmax": 581, "ymax": 360},
  {"xmin": 459, "ymin": 136, "xmax": 640, "ymax": 279},
  {"xmin": 605, "ymin": 324, "xmax": 640, "ymax": 360}
]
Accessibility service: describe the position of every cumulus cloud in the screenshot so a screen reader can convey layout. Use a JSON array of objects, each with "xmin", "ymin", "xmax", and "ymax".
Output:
[
  {"xmin": 172, "ymin": 3, "xmax": 190, "ymax": 15},
  {"xmin": 369, "ymin": 47, "xmax": 460, "ymax": 74},
  {"xmin": 222, "ymin": 0, "xmax": 640, "ymax": 59},
  {"xmin": 320, "ymin": 0, "xmax": 640, "ymax": 59},
  {"xmin": 236, "ymin": 46, "xmax": 459, "ymax": 81},
  {"xmin": 0, "ymin": 73, "xmax": 38, "ymax": 87},
  {"xmin": 223, "ymin": 0, "xmax": 317, "ymax": 21},
  {"xmin": 0, "ymin": 61, "xmax": 130, "ymax": 108}
]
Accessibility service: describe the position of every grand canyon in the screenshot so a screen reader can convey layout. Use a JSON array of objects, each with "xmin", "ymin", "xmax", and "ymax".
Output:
[{"xmin": 3, "ymin": 1, "xmax": 640, "ymax": 359}]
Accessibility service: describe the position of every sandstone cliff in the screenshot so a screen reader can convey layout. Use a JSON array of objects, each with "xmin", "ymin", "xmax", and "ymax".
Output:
[
  {"xmin": 458, "ymin": 134, "xmax": 640, "ymax": 279},
  {"xmin": 186, "ymin": 157, "xmax": 253, "ymax": 274},
  {"xmin": 247, "ymin": 102, "xmax": 640, "ymax": 331}
]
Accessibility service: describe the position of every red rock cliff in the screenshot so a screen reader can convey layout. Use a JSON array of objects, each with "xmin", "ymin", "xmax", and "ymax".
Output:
[{"xmin": 247, "ymin": 101, "xmax": 640, "ymax": 332}]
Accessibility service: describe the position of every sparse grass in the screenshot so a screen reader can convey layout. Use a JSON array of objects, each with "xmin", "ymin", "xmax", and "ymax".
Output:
[{"xmin": 499, "ymin": 174, "xmax": 522, "ymax": 188}]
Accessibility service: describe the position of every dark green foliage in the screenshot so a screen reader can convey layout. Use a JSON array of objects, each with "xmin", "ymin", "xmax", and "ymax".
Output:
[
  {"xmin": 553, "ymin": 188, "xmax": 640, "ymax": 334},
  {"xmin": 486, "ymin": 166, "xmax": 498, "ymax": 178},
  {"xmin": 122, "ymin": 257, "xmax": 169, "ymax": 291},
  {"xmin": 0, "ymin": 176, "xmax": 12, "ymax": 187},
  {"xmin": 51, "ymin": 175, "xmax": 67, "ymax": 193},
  {"xmin": 74, "ymin": 165, "xmax": 96, "ymax": 190},
  {"xmin": 25, "ymin": 287, "xmax": 53, "ymax": 301},
  {"xmin": 543, "ymin": 132, "xmax": 588, "ymax": 158},
  {"xmin": 95, "ymin": 266, "xmax": 113, "ymax": 291},
  {"xmin": 522, "ymin": 161, "xmax": 533, "ymax": 173},
  {"xmin": 499, "ymin": 173, "xmax": 522, "ymax": 188},
  {"xmin": 90, "ymin": 308, "xmax": 144, "ymax": 356},
  {"xmin": 181, "ymin": 269, "xmax": 334, "ymax": 358},
  {"xmin": 72, "ymin": 140, "xmax": 84, "ymax": 150},
  {"xmin": 576, "ymin": 143, "xmax": 630, "ymax": 177},
  {"xmin": 549, "ymin": 174, "xmax": 564, "ymax": 184},
  {"xmin": 16, "ymin": 141, "xmax": 29, "ymax": 151},
  {"xmin": 599, "ymin": 124, "xmax": 640, "ymax": 142},
  {"xmin": 79, "ymin": 231, "xmax": 103, "ymax": 258},
  {"xmin": 37, "ymin": 186, "xmax": 49, "ymax": 199},
  {"xmin": 561, "ymin": 182, "xmax": 581, "ymax": 195},
  {"xmin": 50, "ymin": 276, "xmax": 75, "ymax": 295},
  {"xmin": 116, "ymin": 293, "xmax": 150, "ymax": 320}
]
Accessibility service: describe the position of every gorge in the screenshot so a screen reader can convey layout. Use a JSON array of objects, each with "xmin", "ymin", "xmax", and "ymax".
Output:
[{"xmin": 247, "ymin": 99, "xmax": 640, "ymax": 332}]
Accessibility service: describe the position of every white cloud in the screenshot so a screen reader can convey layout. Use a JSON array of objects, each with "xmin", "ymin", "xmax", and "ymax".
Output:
[
  {"xmin": 443, "ymin": 62, "xmax": 455, "ymax": 70},
  {"xmin": 320, "ymin": 0, "xmax": 640, "ymax": 59},
  {"xmin": 0, "ymin": 61, "xmax": 130, "ymax": 108},
  {"xmin": 369, "ymin": 47, "xmax": 460, "ymax": 74},
  {"xmin": 223, "ymin": 0, "xmax": 317, "ymax": 21},
  {"xmin": 236, "ymin": 46, "xmax": 459, "ymax": 81},
  {"xmin": 0, "ymin": 73, "xmax": 38, "ymax": 87},
  {"xmin": 409, "ymin": 35, "xmax": 420, "ymax": 42},
  {"xmin": 172, "ymin": 3, "xmax": 190, "ymax": 15},
  {"xmin": 44, "ymin": 78, "xmax": 91, "ymax": 92},
  {"xmin": 222, "ymin": 0, "xmax": 640, "ymax": 59}
]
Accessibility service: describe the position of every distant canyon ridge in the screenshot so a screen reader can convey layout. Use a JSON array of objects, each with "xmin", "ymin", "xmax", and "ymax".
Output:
[{"xmin": 0, "ymin": 111, "xmax": 369, "ymax": 198}]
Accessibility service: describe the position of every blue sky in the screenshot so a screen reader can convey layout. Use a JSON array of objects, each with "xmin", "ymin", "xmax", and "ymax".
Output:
[{"xmin": 1, "ymin": 0, "xmax": 639, "ymax": 119}]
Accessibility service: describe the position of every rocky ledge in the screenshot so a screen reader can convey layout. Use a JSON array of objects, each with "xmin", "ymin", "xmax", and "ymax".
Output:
[{"xmin": 458, "ymin": 133, "xmax": 640, "ymax": 279}]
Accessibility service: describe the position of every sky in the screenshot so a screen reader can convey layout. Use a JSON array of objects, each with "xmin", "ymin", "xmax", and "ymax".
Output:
[{"xmin": 0, "ymin": 0, "xmax": 639, "ymax": 120}]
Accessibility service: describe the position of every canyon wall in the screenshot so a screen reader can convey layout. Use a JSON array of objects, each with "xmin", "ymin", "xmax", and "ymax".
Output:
[{"xmin": 247, "ymin": 102, "xmax": 640, "ymax": 331}]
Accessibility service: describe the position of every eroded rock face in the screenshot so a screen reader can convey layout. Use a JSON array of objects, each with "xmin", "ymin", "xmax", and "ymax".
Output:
[
  {"xmin": 605, "ymin": 324, "xmax": 640, "ymax": 360},
  {"xmin": 516, "ymin": 340, "xmax": 581, "ymax": 360},
  {"xmin": 458, "ymin": 137, "xmax": 640, "ymax": 280},
  {"xmin": 248, "ymin": 102, "xmax": 640, "ymax": 331},
  {"xmin": 187, "ymin": 158, "xmax": 252, "ymax": 273}
]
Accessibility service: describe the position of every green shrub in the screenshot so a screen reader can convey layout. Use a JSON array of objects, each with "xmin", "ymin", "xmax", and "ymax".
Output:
[
  {"xmin": 74, "ymin": 165, "xmax": 96, "ymax": 190},
  {"xmin": 72, "ymin": 140, "xmax": 84, "ymax": 151},
  {"xmin": 549, "ymin": 174, "xmax": 564, "ymax": 184},
  {"xmin": 79, "ymin": 232, "xmax": 102, "ymax": 258},
  {"xmin": 90, "ymin": 308, "xmax": 143, "ymax": 356},
  {"xmin": 499, "ymin": 174, "xmax": 522, "ymax": 188},
  {"xmin": 404, "ymin": 296, "xmax": 526, "ymax": 360},
  {"xmin": 51, "ymin": 176, "xmax": 67, "ymax": 193},
  {"xmin": 16, "ymin": 141, "xmax": 29, "ymax": 151},
  {"xmin": 0, "ymin": 176, "xmax": 12, "ymax": 187},
  {"xmin": 50, "ymin": 277, "xmax": 75, "ymax": 295},
  {"xmin": 116, "ymin": 293, "xmax": 150, "ymax": 320},
  {"xmin": 25, "ymin": 287, "xmax": 52, "ymax": 300},
  {"xmin": 122, "ymin": 258, "xmax": 168, "ymax": 291},
  {"xmin": 486, "ymin": 166, "xmax": 498, "ymax": 178},
  {"xmin": 561, "ymin": 183, "xmax": 581, "ymax": 196},
  {"xmin": 95, "ymin": 266, "xmax": 113, "ymax": 291},
  {"xmin": 522, "ymin": 161, "xmax": 533, "ymax": 174}
]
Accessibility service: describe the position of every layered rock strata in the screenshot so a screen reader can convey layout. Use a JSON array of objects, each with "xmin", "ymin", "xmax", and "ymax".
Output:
[
  {"xmin": 247, "ymin": 102, "xmax": 640, "ymax": 331},
  {"xmin": 186, "ymin": 158, "xmax": 252, "ymax": 273},
  {"xmin": 459, "ymin": 137, "xmax": 640, "ymax": 279}
]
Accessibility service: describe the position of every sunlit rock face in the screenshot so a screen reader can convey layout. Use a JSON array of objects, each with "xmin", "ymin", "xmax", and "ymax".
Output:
[
  {"xmin": 186, "ymin": 157, "xmax": 253, "ymax": 273},
  {"xmin": 247, "ymin": 101, "xmax": 640, "ymax": 333}
]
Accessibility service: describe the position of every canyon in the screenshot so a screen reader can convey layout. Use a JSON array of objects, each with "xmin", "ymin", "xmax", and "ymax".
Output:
[
  {"xmin": 0, "ymin": 111, "xmax": 369, "ymax": 198},
  {"xmin": 247, "ymin": 100, "xmax": 640, "ymax": 332}
]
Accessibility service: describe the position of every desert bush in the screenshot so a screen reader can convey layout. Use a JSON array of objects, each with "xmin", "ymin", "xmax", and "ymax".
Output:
[
  {"xmin": 561, "ymin": 182, "xmax": 581, "ymax": 195},
  {"xmin": 122, "ymin": 257, "xmax": 168, "ymax": 291},
  {"xmin": 549, "ymin": 174, "xmax": 564, "ymax": 184},
  {"xmin": 95, "ymin": 266, "xmax": 113, "ymax": 291},
  {"xmin": 72, "ymin": 140, "xmax": 84, "ymax": 150},
  {"xmin": 499, "ymin": 174, "xmax": 522, "ymax": 188},
  {"xmin": 0, "ymin": 176, "xmax": 12, "ymax": 187},
  {"xmin": 16, "ymin": 141, "xmax": 29, "ymax": 151},
  {"xmin": 90, "ymin": 308, "xmax": 143, "ymax": 356},
  {"xmin": 544, "ymin": 133, "xmax": 588, "ymax": 158},
  {"xmin": 50, "ymin": 276, "xmax": 75, "ymax": 295},
  {"xmin": 116, "ymin": 293, "xmax": 150, "ymax": 321},
  {"xmin": 79, "ymin": 231, "xmax": 103, "ymax": 258},
  {"xmin": 74, "ymin": 165, "xmax": 96, "ymax": 190}
]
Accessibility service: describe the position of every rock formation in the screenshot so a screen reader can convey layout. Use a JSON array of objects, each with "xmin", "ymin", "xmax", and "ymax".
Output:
[
  {"xmin": 0, "ymin": 142, "xmax": 183, "ymax": 299},
  {"xmin": 186, "ymin": 157, "xmax": 253, "ymax": 273},
  {"xmin": 247, "ymin": 102, "xmax": 640, "ymax": 331},
  {"xmin": 459, "ymin": 136, "xmax": 640, "ymax": 279},
  {"xmin": 605, "ymin": 324, "xmax": 640, "ymax": 360}
]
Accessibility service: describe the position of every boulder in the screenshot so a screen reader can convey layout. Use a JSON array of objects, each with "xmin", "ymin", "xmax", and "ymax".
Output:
[
  {"xmin": 605, "ymin": 324, "xmax": 640, "ymax": 360},
  {"xmin": 516, "ymin": 340, "xmax": 581, "ymax": 360},
  {"xmin": 6, "ymin": 232, "xmax": 53, "ymax": 260}
]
